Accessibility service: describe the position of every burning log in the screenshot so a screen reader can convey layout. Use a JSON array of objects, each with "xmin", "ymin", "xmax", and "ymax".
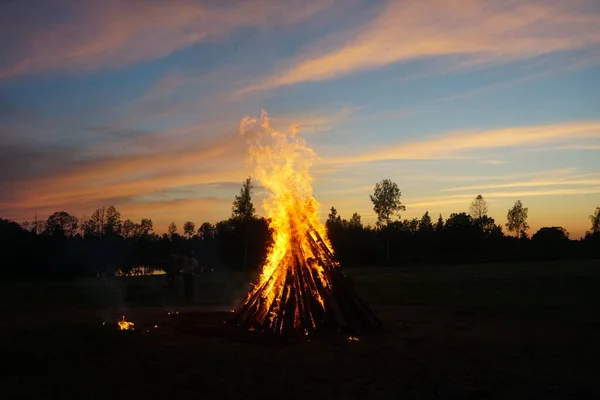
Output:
[
  {"xmin": 229, "ymin": 220, "xmax": 381, "ymax": 338},
  {"xmin": 228, "ymin": 111, "xmax": 381, "ymax": 339}
]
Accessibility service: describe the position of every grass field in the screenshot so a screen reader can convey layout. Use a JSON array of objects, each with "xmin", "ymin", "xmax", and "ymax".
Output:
[{"xmin": 3, "ymin": 259, "xmax": 600, "ymax": 399}]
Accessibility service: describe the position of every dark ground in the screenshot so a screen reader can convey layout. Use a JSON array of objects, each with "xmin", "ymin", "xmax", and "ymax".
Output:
[{"xmin": 2, "ymin": 260, "xmax": 600, "ymax": 399}]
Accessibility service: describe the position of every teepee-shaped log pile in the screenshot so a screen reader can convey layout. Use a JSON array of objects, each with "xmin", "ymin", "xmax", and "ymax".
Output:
[{"xmin": 229, "ymin": 220, "xmax": 381, "ymax": 338}]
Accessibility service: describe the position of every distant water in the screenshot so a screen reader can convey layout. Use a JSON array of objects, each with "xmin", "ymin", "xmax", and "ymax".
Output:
[{"xmin": 113, "ymin": 266, "xmax": 166, "ymax": 277}]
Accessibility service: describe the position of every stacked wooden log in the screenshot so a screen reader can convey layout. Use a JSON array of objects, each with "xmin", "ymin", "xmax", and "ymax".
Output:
[{"xmin": 228, "ymin": 221, "xmax": 382, "ymax": 338}]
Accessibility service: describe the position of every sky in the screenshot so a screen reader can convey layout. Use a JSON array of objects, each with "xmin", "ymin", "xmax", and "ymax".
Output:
[{"xmin": 0, "ymin": 0, "xmax": 599, "ymax": 238}]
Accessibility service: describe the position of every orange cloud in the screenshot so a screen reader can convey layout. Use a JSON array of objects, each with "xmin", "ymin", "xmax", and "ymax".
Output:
[
  {"xmin": 0, "ymin": 120, "xmax": 254, "ymax": 222},
  {"xmin": 531, "ymin": 144, "xmax": 600, "ymax": 151},
  {"xmin": 0, "ymin": 0, "xmax": 336, "ymax": 79},
  {"xmin": 274, "ymin": 107, "xmax": 360, "ymax": 135},
  {"xmin": 3, "ymin": 108, "xmax": 361, "ymax": 223},
  {"xmin": 320, "ymin": 121, "xmax": 600, "ymax": 165},
  {"xmin": 240, "ymin": 0, "xmax": 600, "ymax": 93},
  {"xmin": 409, "ymin": 187, "xmax": 600, "ymax": 209},
  {"xmin": 442, "ymin": 176, "xmax": 600, "ymax": 192}
]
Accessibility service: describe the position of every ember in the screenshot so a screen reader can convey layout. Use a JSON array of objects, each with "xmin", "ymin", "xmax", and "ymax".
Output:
[
  {"xmin": 229, "ymin": 111, "xmax": 381, "ymax": 338},
  {"xmin": 118, "ymin": 316, "xmax": 135, "ymax": 331}
]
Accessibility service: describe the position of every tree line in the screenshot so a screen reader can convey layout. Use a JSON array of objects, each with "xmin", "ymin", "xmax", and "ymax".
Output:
[
  {"xmin": 330, "ymin": 179, "xmax": 599, "ymax": 266},
  {"xmin": 1, "ymin": 178, "xmax": 599, "ymax": 279}
]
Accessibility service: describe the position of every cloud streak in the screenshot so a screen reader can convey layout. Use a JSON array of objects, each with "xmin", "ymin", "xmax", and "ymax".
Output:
[
  {"xmin": 273, "ymin": 107, "xmax": 360, "ymax": 135},
  {"xmin": 240, "ymin": 0, "xmax": 600, "ymax": 94},
  {"xmin": 320, "ymin": 121, "xmax": 600, "ymax": 165},
  {"xmin": 0, "ymin": 107, "xmax": 361, "ymax": 222},
  {"xmin": 0, "ymin": 0, "xmax": 336, "ymax": 79},
  {"xmin": 443, "ymin": 176, "xmax": 600, "ymax": 192},
  {"xmin": 409, "ymin": 186, "xmax": 600, "ymax": 209}
]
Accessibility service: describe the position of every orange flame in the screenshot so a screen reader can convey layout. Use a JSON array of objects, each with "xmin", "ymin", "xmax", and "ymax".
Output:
[
  {"xmin": 239, "ymin": 110, "xmax": 336, "ymax": 330},
  {"xmin": 118, "ymin": 316, "xmax": 134, "ymax": 330}
]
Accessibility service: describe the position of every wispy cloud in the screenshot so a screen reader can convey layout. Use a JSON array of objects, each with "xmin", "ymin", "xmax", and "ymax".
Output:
[
  {"xmin": 410, "ymin": 187, "xmax": 600, "ymax": 209},
  {"xmin": 320, "ymin": 121, "xmax": 600, "ymax": 165},
  {"xmin": 240, "ymin": 0, "xmax": 600, "ymax": 94},
  {"xmin": 431, "ymin": 167, "xmax": 581, "ymax": 184},
  {"xmin": 436, "ymin": 49, "xmax": 600, "ymax": 103},
  {"xmin": 0, "ymin": 0, "xmax": 336, "ymax": 79},
  {"xmin": 529, "ymin": 144, "xmax": 600, "ymax": 151},
  {"xmin": 1, "ymin": 106, "xmax": 361, "ymax": 222},
  {"xmin": 0, "ymin": 121, "xmax": 253, "ymax": 220},
  {"xmin": 442, "ymin": 175, "xmax": 600, "ymax": 192},
  {"xmin": 273, "ymin": 107, "xmax": 360, "ymax": 135}
]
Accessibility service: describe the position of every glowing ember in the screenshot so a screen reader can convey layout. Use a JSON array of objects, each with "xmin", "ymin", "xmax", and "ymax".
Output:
[
  {"xmin": 347, "ymin": 336, "xmax": 360, "ymax": 342},
  {"xmin": 229, "ymin": 110, "xmax": 381, "ymax": 338},
  {"xmin": 118, "ymin": 316, "xmax": 135, "ymax": 331}
]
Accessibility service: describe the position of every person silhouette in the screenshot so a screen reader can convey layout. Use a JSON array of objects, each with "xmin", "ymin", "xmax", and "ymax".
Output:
[{"xmin": 172, "ymin": 250, "xmax": 199, "ymax": 304}]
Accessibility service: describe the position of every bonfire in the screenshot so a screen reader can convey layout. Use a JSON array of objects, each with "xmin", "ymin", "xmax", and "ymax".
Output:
[{"xmin": 229, "ymin": 111, "xmax": 381, "ymax": 338}]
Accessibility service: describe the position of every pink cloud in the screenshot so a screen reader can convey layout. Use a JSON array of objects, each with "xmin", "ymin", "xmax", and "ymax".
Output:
[
  {"xmin": 320, "ymin": 121, "xmax": 600, "ymax": 165},
  {"xmin": 239, "ymin": 0, "xmax": 600, "ymax": 94},
  {"xmin": 0, "ymin": 0, "xmax": 336, "ymax": 79}
]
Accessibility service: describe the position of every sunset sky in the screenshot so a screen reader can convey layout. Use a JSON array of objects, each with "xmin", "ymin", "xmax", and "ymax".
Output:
[{"xmin": 1, "ymin": 0, "xmax": 599, "ymax": 238}]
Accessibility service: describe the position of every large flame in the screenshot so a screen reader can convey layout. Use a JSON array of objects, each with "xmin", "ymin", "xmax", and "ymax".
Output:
[{"xmin": 239, "ymin": 110, "xmax": 335, "ymax": 330}]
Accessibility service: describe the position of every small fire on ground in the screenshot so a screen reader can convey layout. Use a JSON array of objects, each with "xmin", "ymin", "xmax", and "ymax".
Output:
[{"xmin": 118, "ymin": 316, "xmax": 135, "ymax": 331}]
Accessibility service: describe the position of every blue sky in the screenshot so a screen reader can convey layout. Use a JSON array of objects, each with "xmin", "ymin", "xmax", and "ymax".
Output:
[{"xmin": 0, "ymin": 0, "xmax": 599, "ymax": 238}]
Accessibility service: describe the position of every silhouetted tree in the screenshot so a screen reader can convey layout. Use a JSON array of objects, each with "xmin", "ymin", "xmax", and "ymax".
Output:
[
  {"xmin": 532, "ymin": 227, "xmax": 570, "ymax": 260},
  {"xmin": 84, "ymin": 207, "xmax": 105, "ymax": 237},
  {"xmin": 590, "ymin": 206, "xmax": 600, "ymax": 235},
  {"xmin": 445, "ymin": 212, "xmax": 483, "ymax": 262},
  {"xmin": 105, "ymin": 205, "xmax": 121, "ymax": 236},
  {"xmin": 506, "ymin": 200, "xmax": 529, "ymax": 239},
  {"xmin": 418, "ymin": 211, "xmax": 433, "ymax": 232},
  {"xmin": 370, "ymin": 179, "xmax": 405, "ymax": 264},
  {"xmin": 20, "ymin": 221, "xmax": 31, "ymax": 232},
  {"xmin": 326, "ymin": 206, "xmax": 342, "ymax": 231},
  {"xmin": 5, "ymin": 180, "xmax": 600, "ymax": 279},
  {"xmin": 122, "ymin": 219, "xmax": 136, "ymax": 238},
  {"xmin": 45, "ymin": 211, "xmax": 79, "ymax": 237},
  {"xmin": 231, "ymin": 177, "xmax": 257, "ymax": 269},
  {"xmin": 183, "ymin": 221, "xmax": 196, "ymax": 238},
  {"xmin": 370, "ymin": 179, "xmax": 405, "ymax": 227},
  {"xmin": 22, "ymin": 213, "xmax": 46, "ymax": 235},
  {"xmin": 469, "ymin": 194, "xmax": 488, "ymax": 219},
  {"xmin": 325, "ymin": 206, "xmax": 344, "ymax": 257},
  {"xmin": 232, "ymin": 176, "xmax": 256, "ymax": 221},
  {"xmin": 532, "ymin": 226, "xmax": 569, "ymax": 241},
  {"xmin": 445, "ymin": 212, "xmax": 474, "ymax": 231},
  {"xmin": 347, "ymin": 212, "xmax": 362, "ymax": 229},
  {"xmin": 435, "ymin": 214, "xmax": 444, "ymax": 232},
  {"xmin": 168, "ymin": 222, "xmax": 178, "ymax": 239},
  {"xmin": 198, "ymin": 222, "xmax": 215, "ymax": 240},
  {"xmin": 405, "ymin": 218, "xmax": 419, "ymax": 235},
  {"xmin": 139, "ymin": 218, "xmax": 153, "ymax": 237},
  {"xmin": 475, "ymin": 215, "xmax": 502, "ymax": 236}
]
